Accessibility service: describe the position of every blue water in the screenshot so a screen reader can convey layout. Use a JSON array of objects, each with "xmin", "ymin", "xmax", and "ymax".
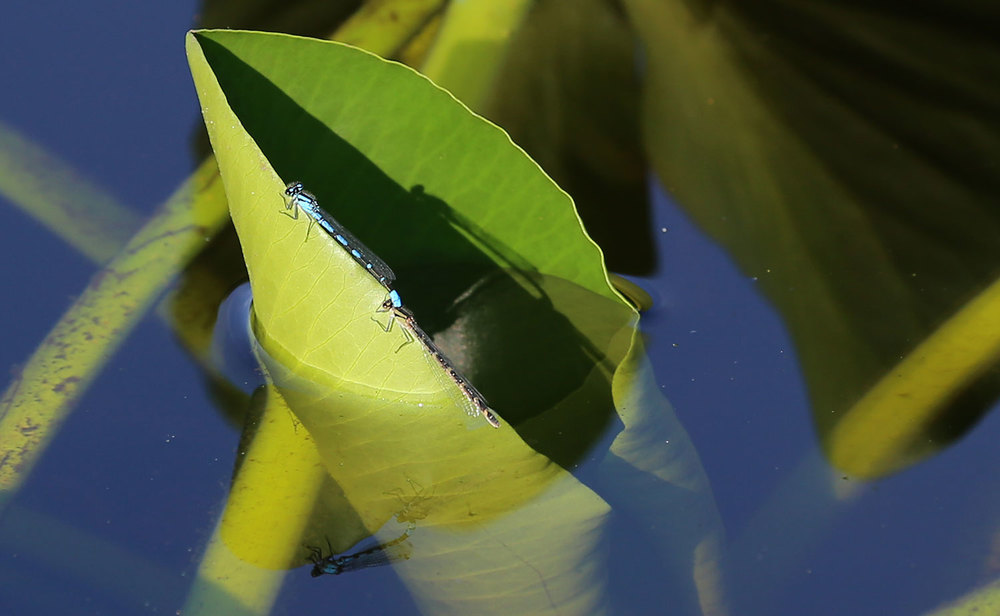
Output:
[{"xmin": 0, "ymin": 2, "xmax": 997, "ymax": 616}]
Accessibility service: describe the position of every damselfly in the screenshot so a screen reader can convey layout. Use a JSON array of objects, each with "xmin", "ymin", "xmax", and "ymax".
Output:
[
  {"xmin": 282, "ymin": 181, "xmax": 395, "ymax": 289},
  {"xmin": 306, "ymin": 530, "xmax": 412, "ymax": 577},
  {"xmin": 376, "ymin": 297, "xmax": 501, "ymax": 428}
]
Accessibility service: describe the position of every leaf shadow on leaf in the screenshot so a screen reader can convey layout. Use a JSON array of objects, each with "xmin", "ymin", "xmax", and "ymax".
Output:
[{"xmin": 197, "ymin": 34, "xmax": 634, "ymax": 465}]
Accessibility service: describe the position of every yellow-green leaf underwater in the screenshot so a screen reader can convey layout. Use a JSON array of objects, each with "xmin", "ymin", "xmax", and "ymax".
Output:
[
  {"xmin": 623, "ymin": 0, "xmax": 1000, "ymax": 478},
  {"xmin": 0, "ymin": 121, "xmax": 141, "ymax": 263},
  {"xmin": 0, "ymin": 158, "xmax": 228, "ymax": 503},
  {"xmin": 925, "ymin": 576, "xmax": 1000, "ymax": 616},
  {"xmin": 186, "ymin": 386, "xmax": 329, "ymax": 615}
]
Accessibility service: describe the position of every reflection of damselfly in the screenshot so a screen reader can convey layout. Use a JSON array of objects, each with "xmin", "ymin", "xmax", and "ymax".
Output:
[
  {"xmin": 307, "ymin": 530, "xmax": 413, "ymax": 577},
  {"xmin": 376, "ymin": 296, "xmax": 501, "ymax": 428},
  {"xmin": 281, "ymin": 181, "xmax": 396, "ymax": 289}
]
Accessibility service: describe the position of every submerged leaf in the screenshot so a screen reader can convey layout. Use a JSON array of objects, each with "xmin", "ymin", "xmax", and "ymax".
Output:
[
  {"xmin": 0, "ymin": 159, "xmax": 228, "ymax": 503},
  {"xmin": 624, "ymin": 0, "xmax": 1000, "ymax": 476},
  {"xmin": 0, "ymin": 121, "xmax": 141, "ymax": 262}
]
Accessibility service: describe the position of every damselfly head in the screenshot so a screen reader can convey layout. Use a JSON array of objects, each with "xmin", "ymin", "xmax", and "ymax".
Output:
[{"xmin": 306, "ymin": 544, "xmax": 330, "ymax": 577}]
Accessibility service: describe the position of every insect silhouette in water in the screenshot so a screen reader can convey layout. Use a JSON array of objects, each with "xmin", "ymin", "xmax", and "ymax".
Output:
[{"xmin": 306, "ymin": 529, "xmax": 413, "ymax": 577}]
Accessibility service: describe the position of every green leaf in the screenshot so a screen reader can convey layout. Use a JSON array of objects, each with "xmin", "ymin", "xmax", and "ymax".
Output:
[
  {"xmin": 481, "ymin": 0, "xmax": 652, "ymax": 274},
  {"xmin": 187, "ymin": 29, "xmax": 635, "ymax": 613}
]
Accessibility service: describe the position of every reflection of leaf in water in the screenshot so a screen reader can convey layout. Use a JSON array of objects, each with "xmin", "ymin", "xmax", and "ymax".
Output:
[
  {"xmin": 393, "ymin": 474, "xmax": 611, "ymax": 616},
  {"xmin": 830, "ymin": 275, "xmax": 1000, "ymax": 477},
  {"xmin": 600, "ymin": 336, "xmax": 729, "ymax": 616},
  {"xmin": 623, "ymin": 0, "xmax": 1000, "ymax": 477}
]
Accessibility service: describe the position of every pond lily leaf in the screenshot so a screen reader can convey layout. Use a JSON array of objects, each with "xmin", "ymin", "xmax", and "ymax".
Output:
[
  {"xmin": 480, "ymin": 0, "xmax": 651, "ymax": 275},
  {"xmin": 187, "ymin": 29, "xmax": 632, "ymax": 613}
]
